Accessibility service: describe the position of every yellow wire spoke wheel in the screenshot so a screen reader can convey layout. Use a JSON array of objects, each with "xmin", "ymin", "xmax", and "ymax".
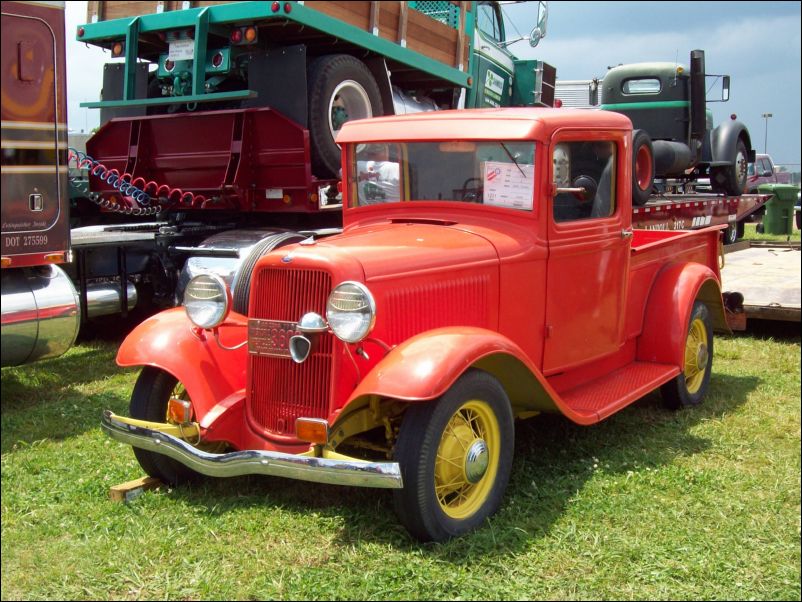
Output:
[
  {"xmin": 661, "ymin": 301, "xmax": 713, "ymax": 410},
  {"xmin": 434, "ymin": 400, "xmax": 501, "ymax": 520},
  {"xmin": 393, "ymin": 370, "xmax": 514, "ymax": 542},
  {"xmin": 683, "ymin": 317, "xmax": 709, "ymax": 394}
]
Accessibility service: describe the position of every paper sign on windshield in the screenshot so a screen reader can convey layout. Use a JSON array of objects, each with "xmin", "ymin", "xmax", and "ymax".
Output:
[{"xmin": 483, "ymin": 161, "xmax": 535, "ymax": 211}]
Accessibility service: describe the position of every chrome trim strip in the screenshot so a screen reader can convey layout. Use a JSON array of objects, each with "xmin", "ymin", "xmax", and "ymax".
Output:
[{"xmin": 101, "ymin": 411, "xmax": 403, "ymax": 489}]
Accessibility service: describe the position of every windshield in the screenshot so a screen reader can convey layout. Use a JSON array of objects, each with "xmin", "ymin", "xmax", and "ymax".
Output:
[{"xmin": 347, "ymin": 141, "xmax": 536, "ymax": 210}]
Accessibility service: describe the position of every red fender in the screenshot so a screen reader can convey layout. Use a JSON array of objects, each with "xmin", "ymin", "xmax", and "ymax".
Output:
[
  {"xmin": 116, "ymin": 307, "xmax": 248, "ymax": 420},
  {"xmin": 637, "ymin": 262, "xmax": 725, "ymax": 368},
  {"xmin": 344, "ymin": 327, "xmax": 594, "ymax": 424}
]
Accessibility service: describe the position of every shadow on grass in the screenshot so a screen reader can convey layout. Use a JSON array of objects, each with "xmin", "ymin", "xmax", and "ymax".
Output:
[
  {"xmin": 737, "ymin": 318, "xmax": 801, "ymax": 344},
  {"xmin": 154, "ymin": 371, "xmax": 759, "ymax": 557},
  {"xmin": 0, "ymin": 342, "xmax": 133, "ymax": 453}
]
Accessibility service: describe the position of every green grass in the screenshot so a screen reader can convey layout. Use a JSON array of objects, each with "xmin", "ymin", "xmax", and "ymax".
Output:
[
  {"xmin": 741, "ymin": 220, "xmax": 801, "ymax": 243},
  {"xmin": 2, "ymin": 325, "xmax": 800, "ymax": 600}
]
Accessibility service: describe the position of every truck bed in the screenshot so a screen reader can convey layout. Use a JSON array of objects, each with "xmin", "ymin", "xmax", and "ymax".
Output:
[{"xmin": 84, "ymin": 1, "xmax": 471, "ymax": 80}]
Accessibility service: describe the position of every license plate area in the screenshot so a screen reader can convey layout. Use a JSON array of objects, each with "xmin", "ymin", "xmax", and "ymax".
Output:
[{"xmin": 248, "ymin": 319, "xmax": 300, "ymax": 358}]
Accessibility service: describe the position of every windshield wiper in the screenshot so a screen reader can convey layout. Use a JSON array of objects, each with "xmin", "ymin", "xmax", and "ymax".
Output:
[{"xmin": 500, "ymin": 142, "xmax": 526, "ymax": 178}]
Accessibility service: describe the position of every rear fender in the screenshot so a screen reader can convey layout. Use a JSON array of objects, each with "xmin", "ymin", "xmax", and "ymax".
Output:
[
  {"xmin": 637, "ymin": 263, "xmax": 726, "ymax": 367},
  {"xmin": 340, "ymin": 327, "xmax": 589, "ymax": 424},
  {"xmin": 116, "ymin": 307, "xmax": 248, "ymax": 421},
  {"xmin": 711, "ymin": 120, "xmax": 754, "ymax": 164}
]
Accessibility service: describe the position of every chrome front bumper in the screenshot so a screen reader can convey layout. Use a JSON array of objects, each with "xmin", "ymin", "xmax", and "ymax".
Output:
[{"xmin": 101, "ymin": 410, "xmax": 403, "ymax": 489}]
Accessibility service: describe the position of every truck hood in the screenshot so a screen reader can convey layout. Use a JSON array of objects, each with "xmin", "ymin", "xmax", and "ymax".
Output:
[{"xmin": 316, "ymin": 221, "xmax": 499, "ymax": 281}]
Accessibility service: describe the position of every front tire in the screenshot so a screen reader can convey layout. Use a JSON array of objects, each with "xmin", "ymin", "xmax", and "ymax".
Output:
[
  {"xmin": 661, "ymin": 301, "xmax": 713, "ymax": 409},
  {"xmin": 129, "ymin": 367, "xmax": 204, "ymax": 485},
  {"xmin": 393, "ymin": 370, "xmax": 514, "ymax": 542}
]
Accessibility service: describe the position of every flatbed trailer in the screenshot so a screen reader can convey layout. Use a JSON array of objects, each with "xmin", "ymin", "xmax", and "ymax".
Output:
[{"xmin": 633, "ymin": 192, "xmax": 770, "ymax": 244}]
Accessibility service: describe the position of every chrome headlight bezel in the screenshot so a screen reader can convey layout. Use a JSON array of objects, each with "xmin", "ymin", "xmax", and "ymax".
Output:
[
  {"xmin": 184, "ymin": 273, "xmax": 231, "ymax": 329},
  {"xmin": 325, "ymin": 281, "xmax": 376, "ymax": 344}
]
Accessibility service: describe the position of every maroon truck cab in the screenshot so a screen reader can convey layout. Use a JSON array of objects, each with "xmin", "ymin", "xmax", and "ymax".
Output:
[
  {"xmin": 1, "ymin": 1, "xmax": 79, "ymax": 367},
  {"xmin": 103, "ymin": 108, "xmax": 727, "ymax": 541}
]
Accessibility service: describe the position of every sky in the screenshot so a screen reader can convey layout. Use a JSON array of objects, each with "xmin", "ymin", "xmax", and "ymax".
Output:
[{"xmin": 65, "ymin": 1, "xmax": 801, "ymax": 168}]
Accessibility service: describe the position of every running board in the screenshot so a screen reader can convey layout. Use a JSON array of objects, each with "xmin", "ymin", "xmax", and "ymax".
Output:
[{"xmin": 560, "ymin": 362, "xmax": 680, "ymax": 423}]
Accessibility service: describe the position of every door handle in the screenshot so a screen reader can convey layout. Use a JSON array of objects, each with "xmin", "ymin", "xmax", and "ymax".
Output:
[{"xmin": 621, "ymin": 229, "xmax": 633, "ymax": 239}]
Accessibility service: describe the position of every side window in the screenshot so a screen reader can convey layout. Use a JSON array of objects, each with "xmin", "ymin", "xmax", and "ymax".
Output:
[
  {"xmin": 552, "ymin": 140, "xmax": 617, "ymax": 222},
  {"xmin": 477, "ymin": 3, "xmax": 500, "ymax": 42},
  {"xmin": 622, "ymin": 78, "xmax": 661, "ymax": 95}
]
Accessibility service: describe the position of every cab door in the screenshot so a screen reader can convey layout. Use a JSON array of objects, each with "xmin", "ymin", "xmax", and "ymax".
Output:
[
  {"xmin": 468, "ymin": 2, "xmax": 513, "ymax": 108},
  {"xmin": 542, "ymin": 131, "xmax": 631, "ymax": 374}
]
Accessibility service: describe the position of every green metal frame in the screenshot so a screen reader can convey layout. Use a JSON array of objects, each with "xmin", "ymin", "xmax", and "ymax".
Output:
[{"xmin": 79, "ymin": 0, "xmax": 475, "ymax": 110}]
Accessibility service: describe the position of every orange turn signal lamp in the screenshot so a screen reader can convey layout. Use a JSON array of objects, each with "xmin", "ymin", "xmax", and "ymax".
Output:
[
  {"xmin": 296, "ymin": 418, "xmax": 329, "ymax": 445},
  {"xmin": 112, "ymin": 41, "xmax": 125, "ymax": 57},
  {"xmin": 231, "ymin": 25, "xmax": 258, "ymax": 44},
  {"xmin": 1, "ymin": 257, "xmax": 11, "ymax": 268}
]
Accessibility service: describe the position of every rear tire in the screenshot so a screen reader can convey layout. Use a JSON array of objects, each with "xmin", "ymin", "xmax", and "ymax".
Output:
[
  {"xmin": 307, "ymin": 55, "xmax": 383, "ymax": 178},
  {"xmin": 632, "ymin": 129, "xmax": 654, "ymax": 206},
  {"xmin": 661, "ymin": 301, "xmax": 713, "ymax": 409},
  {"xmin": 711, "ymin": 138, "xmax": 748, "ymax": 196}
]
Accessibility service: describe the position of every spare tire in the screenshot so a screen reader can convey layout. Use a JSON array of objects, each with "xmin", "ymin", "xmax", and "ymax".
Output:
[
  {"xmin": 308, "ymin": 55, "xmax": 383, "ymax": 178},
  {"xmin": 231, "ymin": 232, "xmax": 307, "ymax": 314},
  {"xmin": 632, "ymin": 129, "xmax": 654, "ymax": 206}
]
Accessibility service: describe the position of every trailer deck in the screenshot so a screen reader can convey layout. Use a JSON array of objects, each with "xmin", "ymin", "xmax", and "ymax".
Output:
[{"xmin": 720, "ymin": 243, "xmax": 801, "ymax": 326}]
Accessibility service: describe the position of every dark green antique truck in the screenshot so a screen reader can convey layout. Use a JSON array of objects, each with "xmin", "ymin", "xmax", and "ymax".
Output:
[{"xmin": 556, "ymin": 50, "xmax": 755, "ymax": 204}]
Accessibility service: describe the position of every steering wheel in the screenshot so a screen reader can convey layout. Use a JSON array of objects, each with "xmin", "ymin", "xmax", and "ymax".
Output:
[
  {"xmin": 458, "ymin": 177, "xmax": 484, "ymax": 203},
  {"xmin": 572, "ymin": 175, "xmax": 598, "ymax": 203}
]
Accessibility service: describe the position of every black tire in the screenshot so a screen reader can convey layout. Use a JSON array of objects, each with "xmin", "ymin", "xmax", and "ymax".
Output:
[
  {"xmin": 392, "ymin": 369, "xmax": 514, "ymax": 542},
  {"xmin": 632, "ymin": 129, "xmax": 654, "ymax": 206},
  {"xmin": 231, "ymin": 232, "xmax": 306, "ymax": 314},
  {"xmin": 129, "ymin": 367, "xmax": 202, "ymax": 485},
  {"xmin": 660, "ymin": 301, "xmax": 713, "ymax": 410},
  {"xmin": 737, "ymin": 220, "xmax": 745, "ymax": 240},
  {"xmin": 307, "ymin": 55, "xmax": 383, "ymax": 178},
  {"xmin": 723, "ymin": 223, "xmax": 739, "ymax": 245},
  {"xmin": 711, "ymin": 138, "xmax": 748, "ymax": 196}
]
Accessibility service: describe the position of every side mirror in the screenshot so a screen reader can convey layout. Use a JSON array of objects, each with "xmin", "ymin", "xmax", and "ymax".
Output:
[
  {"xmin": 761, "ymin": 170, "xmax": 773, "ymax": 177},
  {"xmin": 529, "ymin": 1, "xmax": 548, "ymax": 47},
  {"xmin": 721, "ymin": 75, "xmax": 730, "ymax": 102}
]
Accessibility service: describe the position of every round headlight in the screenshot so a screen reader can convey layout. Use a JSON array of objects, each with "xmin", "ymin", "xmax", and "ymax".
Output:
[
  {"xmin": 326, "ymin": 281, "xmax": 376, "ymax": 343},
  {"xmin": 184, "ymin": 273, "xmax": 231, "ymax": 329}
]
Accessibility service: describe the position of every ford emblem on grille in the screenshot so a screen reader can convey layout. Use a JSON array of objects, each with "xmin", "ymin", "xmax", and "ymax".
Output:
[{"xmin": 281, "ymin": 254, "xmax": 294, "ymax": 263}]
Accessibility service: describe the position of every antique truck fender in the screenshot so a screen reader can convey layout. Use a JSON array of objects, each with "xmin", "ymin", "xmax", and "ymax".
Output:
[
  {"xmin": 116, "ymin": 307, "xmax": 248, "ymax": 420},
  {"xmin": 342, "ymin": 327, "xmax": 585, "ymax": 422},
  {"xmin": 710, "ymin": 119, "xmax": 754, "ymax": 165},
  {"xmin": 637, "ymin": 262, "xmax": 727, "ymax": 367}
]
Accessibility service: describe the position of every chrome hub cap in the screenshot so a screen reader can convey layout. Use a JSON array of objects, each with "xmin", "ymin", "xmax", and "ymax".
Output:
[{"xmin": 464, "ymin": 439, "xmax": 489, "ymax": 483}]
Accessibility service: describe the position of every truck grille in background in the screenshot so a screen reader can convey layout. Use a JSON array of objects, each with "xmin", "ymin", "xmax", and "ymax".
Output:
[{"xmin": 248, "ymin": 268, "xmax": 332, "ymax": 436}]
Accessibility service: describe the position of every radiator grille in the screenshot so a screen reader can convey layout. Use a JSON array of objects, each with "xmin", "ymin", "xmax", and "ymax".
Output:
[{"xmin": 248, "ymin": 267, "xmax": 332, "ymax": 436}]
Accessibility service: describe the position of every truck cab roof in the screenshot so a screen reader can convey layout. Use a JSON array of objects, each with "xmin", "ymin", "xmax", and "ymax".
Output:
[{"xmin": 336, "ymin": 108, "xmax": 633, "ymax": 144}]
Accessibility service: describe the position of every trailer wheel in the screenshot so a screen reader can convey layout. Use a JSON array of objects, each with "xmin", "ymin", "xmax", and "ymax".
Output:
[
  {"xmin": 711, "ymin": 138, "xmax": 748, "ymax": 196},
  {"xmin": 231, "ymin": 232, "xmax": 306, "ymax": 315},
  {"xmin": 661, "ymin": 301, "xmax": 713, "ymax": 409},
  {"xmin": 308, "ymin": 55, "xmax": 383, "ymax": 178},
  {"xmin": 724, "ymin": 223, "xmax": 739, "ymax": 245},
  {"xmin": 392, "ymin": 370, "xmax": 514, "ymax": 542},
  {"xmin": 632, "ymin": 130, "xmax": 654, "ymax": 206},
  {"xmin": 129, "ymin": 367, "xmax": 214, "ymax": 485}
]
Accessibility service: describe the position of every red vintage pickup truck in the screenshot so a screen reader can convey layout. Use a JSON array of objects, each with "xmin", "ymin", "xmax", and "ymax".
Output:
[{"xmin": 102, "ymin": 108, "xmax": 728, "ymax": 542}]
